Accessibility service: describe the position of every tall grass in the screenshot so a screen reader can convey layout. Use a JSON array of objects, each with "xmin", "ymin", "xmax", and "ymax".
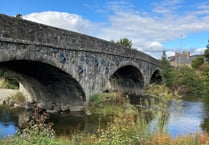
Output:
[
  {"xmin": 87, "ymin": 92, "xmax": 134, "ymax": 115},
  {"xmin": 1, "ymin": 85, "xmax": 209, "ymax": 144},
  {"xmin": 0, "ymin": 106, "xmax": 59, "ymax": 145},
  {"xmin": 61, "ymin": 113, "xmax": 209, "ymax": 145}
]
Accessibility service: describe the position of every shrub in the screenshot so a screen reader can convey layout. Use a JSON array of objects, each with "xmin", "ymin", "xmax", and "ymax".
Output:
[
  {"xmin": 0, "ymin": 70, "xmax": 19, "ymax": 90},
  {"xmin": 87, "ymin": 92, "xmax": 132, "ymax": 115},
  {"xmin": 8, "ymin": 92, "xmax": 26, "ymax": 103},
  {"xmin": 172, "ymin": 66, "xmax": 206, "ymax": 95},
  {"xmin": 0, "ymin": 105, "xmax": 59, "ymax": 145}
]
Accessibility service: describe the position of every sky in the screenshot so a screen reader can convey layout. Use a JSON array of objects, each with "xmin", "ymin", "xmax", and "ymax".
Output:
[{"xmin": 1, "ymin": 0, "xmax": 209, "ymax": 58}]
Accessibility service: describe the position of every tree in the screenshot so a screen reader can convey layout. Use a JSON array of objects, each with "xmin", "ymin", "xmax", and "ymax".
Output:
[
  {"xmin": 172, "ymin": 66, "xmax": 205, "ymax": 95},
  {"xmin": 202, "ymin": 40, "xmax": 209, "ymax": 93},
  {"xmin": 161, "ymin": 51, "xmax": 173, "ymax": 86},
  {"xmin": 191, "ymin": 56, "xmax": 204, "ymax": 69},
  {"xmin": 204, "ymin": 39, "xmax": 209, "ymax": 61},
  {"xmin": 16, "ymin": 13, "xmax": 22, "ymax": 19},
  {"xmin": 116, "ymin": 38, "xmax": 133, "ymax": 48}
]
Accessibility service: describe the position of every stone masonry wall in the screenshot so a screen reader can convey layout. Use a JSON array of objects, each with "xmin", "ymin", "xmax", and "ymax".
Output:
[
  {"xmin": 0, "ymin": 14, "xmax": 159, "ymax": 67},
  {"xmin": 0, "ymin": 14, "xmax": 161, "ymax": 111}
]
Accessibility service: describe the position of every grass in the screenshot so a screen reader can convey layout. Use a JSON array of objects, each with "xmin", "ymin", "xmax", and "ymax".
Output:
[
  {"xmin": 8, "ymin": 92, "xmax": 26, "ymax": 104},
  {"xmin": 0, "ymin": 78, "xmax": 19, "ymax": 90},
  {"xmin": 86, "ymin": 92, "xmax": 136, "ymax": 115},
  {"xmin": 0, "ymin": 78, "xmax": 5, "ymax": 88},
  {"xmin": 58, "ymin": 113, "xmax": 209, "ymax": 145},
  {"xmin": 1, "ymin": 85, "xmax": 209, "ymax": 144}
]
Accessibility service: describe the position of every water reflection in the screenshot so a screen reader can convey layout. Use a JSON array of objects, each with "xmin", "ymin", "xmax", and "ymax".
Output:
[
  {"xmin": 50, "ymin": 112, "xmax": 110, "ymax": 136},
  {"xmin": 1, "ymin": 95, "xmax": 209, "ymax": 138},
  {"xmin": 0, "ymin": 106, "xmax": 19, "ymax": 138},
  {"xmin": 0, "ymin": 107, "xmax": 110, "ymax": 138},
  {"xmin": 167, "ymin": 100, "xmax": 204, "ymax": 137}
]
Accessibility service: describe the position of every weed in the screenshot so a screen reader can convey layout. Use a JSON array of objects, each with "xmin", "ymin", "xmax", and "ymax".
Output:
[{"xmin": 8, "ymin": 92, "xmax": 26, "ymax": 103}]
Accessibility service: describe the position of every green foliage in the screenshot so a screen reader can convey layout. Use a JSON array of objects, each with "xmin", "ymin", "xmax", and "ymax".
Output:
[
  {"xmin": 65, "ymin": 89, "xmax": 208, "ymax": 145},
  {"xmin": 161, "ymin": 51, "xmax": 173, "ymax": 86},
  {"xmin": 171, "ymin": 66, "xmax": 206, "ymax": 95},
  {"xmin": 0, "ymin": 123, "xmax": 59, "ymax": 145},
  {"xmin": 1, "ymin": 87, "xmax": 209, "ymax": 144},
  {"xmin": 0, "ymin": 106, "xmax": 59, "ymax": 145},
  {"xmin": 0, "ymin": 70, "xmax": 19, "ymax": 89},
  {"xmin": 200, "ymin": 40, "xmax": 209, "ymax": 92},
  {"xmin": 97, "ymin": 114, "xmax": 148, "ymax": 145},
  {"xmin": 192, "ymin": 56, "xmax": 204, "ymax": 69},
  {"xmin": 87, "ymin": 92, "xmax": 134, "ymax": 115},
  {"xmin": 8, "ymin": 92, "xmax": 26, "ymax": 103},
  {"xmin": 17, "ymin": 121, "xmax": 55, "ymax": 139},
  {"xmin": 89, "ymin": 93, "xmax": 105, "ymax": 104},
  {"xmin": 161, "ymin": 50, "xmax": 207, "ymax": 95},
  {"xmin": 144, "ymin": 84, "xmax": 182, "ymax": 131},
  {"xmin": 15, "ymin": 13, "xmax": 22, "ymax": 19},
  {"xmin": 69, "ymin": 113, "xmax": 149, "ymax": 145},
  {"xmin": 205, "ymin": 48, "xmax": 209, "ymax": 61},
  {"xmin": 113, "ymin": 38, "xmax": 133, "ymax": 48},
  {"xmin": 205, "ymin": 40, "xmax": 209, "ymax": 61}
]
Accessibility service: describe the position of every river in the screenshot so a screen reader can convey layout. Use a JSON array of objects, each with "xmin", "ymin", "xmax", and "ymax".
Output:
[{"xmin": 0, "ymin": 95, "xmax": 209, "ymax": 138}]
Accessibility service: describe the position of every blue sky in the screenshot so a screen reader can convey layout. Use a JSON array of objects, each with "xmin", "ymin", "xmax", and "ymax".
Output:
[{"xmin": 1, "ymin": 0, "xmax": 209, "ymax": 58}]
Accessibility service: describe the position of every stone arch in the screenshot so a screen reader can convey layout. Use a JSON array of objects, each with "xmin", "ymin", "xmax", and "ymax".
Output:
[
  {"xmin": 108, "ymin": 65, "xmax": 144, "ymax": 92},
  {"xmin": 150, "ymin": 69, "xmax": 162, "ymax": 84},
  {"xmin": 0, "ymin": 60, "xmax": 86, "ymax": 109}
]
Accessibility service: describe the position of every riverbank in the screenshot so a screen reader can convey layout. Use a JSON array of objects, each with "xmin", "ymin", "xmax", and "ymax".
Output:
[
  {"xmin": 0, "ymin": 89, "xmax": 18, "ymax": 104},
  {"xmin": 1, "ymin": 85, "xmax": 209, "ymax": 144}
]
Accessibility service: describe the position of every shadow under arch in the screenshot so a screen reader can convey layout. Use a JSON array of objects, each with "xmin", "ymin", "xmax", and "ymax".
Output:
[
  {"xmin": 150, "ymin": 69, "xmax": 162, "ymax": 84},
  {"xmin": 0, "ymin": 60, "xmax": 86, "ymax": 107},
  {"xmin": 109, "ymin": 65, "xmax": 144, "ymax": 92}
]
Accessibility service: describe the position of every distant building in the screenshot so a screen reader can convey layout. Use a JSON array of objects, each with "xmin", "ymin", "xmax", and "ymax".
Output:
[{"xmin": 168, "ymin": 51, "xmax": 203, "ymax": 67}]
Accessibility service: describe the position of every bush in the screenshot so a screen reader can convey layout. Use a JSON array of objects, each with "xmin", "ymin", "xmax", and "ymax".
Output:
[
  {"xmin": 0, "ymin": 105, "xmax": 59, "ymax": 145},
  {"xmin": 8, "ymin": 92, "xmax": 26, "ymax": 103},
  {"xmin": 0, "ymin": 70, "xmax": 19, "ymax": 90},
  {"xmin": 87, "ymin": 92, "xmax": 132, "ymax": 115},
  {"xmin": 0, "ymin": 119, "xmax": 59, "ymax": 145},
  {"xmin": 172, "ymin": 66, "xmax": 206, "ymax": 95}
]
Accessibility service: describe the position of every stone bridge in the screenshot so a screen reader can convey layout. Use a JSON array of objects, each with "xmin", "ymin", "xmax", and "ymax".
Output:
[{"xmin": 0, "ymin": 14, "xmax": 161, "ymax": 111}]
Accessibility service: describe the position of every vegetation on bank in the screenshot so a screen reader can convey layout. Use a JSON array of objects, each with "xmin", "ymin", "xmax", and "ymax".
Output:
[
  {"xmin": 1, "ymin": 86, "xmax": 209, "ymax": 145},
  {"xmin": 86, "ymin": 92, "xmax": 136, "ymax": 115},
  {"xmin": 0, "ymin": 70, "xmax": 19, "ymax": 89},
  {"xmin": 161, "ymin": 51, "xmax": 209, "ymax": 96},
  {"xmin": 8, "ymin": 92, "xmax": 26, "ymax": 104},
  {"xmin": 160, "ymin": 39, "xmax": 209, "ymax": 96}
]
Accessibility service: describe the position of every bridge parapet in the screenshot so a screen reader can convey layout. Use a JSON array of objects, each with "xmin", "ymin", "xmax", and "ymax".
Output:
[{"xmin": 0, "ymin": 14, "xmax": 160, "ymax": 67}]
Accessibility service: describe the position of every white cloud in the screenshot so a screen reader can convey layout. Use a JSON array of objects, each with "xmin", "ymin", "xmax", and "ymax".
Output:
[
  {"xmin": 100, "ymin": 10, "xmax": 209, "ymax": 41},
  {"xmin": 24, "ymin": 11, "xmax": 99, "ymax": 35},
  {"xmin": 22, "ymin": 1, "xmax": 209, "ymax": 59},
  {"xmin": 97, "ymin": 1, "xmax": 209, "ymax": 57},
  {"xmin": 152, "ymin": 0, "xmax": 183, "ymax": 15},
  {"xmin": 191, "ymin": 48, "xmax": 206, "ymax": 56}
]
